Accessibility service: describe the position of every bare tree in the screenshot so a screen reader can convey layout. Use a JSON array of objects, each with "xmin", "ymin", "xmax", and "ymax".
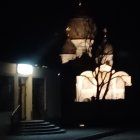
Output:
[
  {"xmin": 75, "ymin": 28, "xmax": 132, "ymax": 102},
  {"xmin": 93, "ymin": 28, "xmax": 114, "ymax": 100}
]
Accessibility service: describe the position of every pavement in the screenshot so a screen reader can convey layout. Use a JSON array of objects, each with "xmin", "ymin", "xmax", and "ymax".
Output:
[{"xmin": 1, "ymin": 124, "xmax": 130, "ymax": 140}]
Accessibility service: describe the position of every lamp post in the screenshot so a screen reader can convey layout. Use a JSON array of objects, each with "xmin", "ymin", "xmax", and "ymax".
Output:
[{"xmin": 17, "ymin": 64, "xmax": 33, "ymax": 120}]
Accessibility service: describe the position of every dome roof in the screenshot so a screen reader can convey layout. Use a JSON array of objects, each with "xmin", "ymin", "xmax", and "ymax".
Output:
[
  {"xmin": 66, "ymin": 17, "xmax": 96, "ymax": 39},
  {"xmin": 65, "ymin": 1, "xmax": 96, "ymax": 40}
]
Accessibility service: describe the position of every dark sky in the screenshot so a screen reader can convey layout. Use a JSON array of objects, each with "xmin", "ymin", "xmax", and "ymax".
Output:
[{"xmin": 0, "ymin": 0, "xmax": 139, "ymax": 66}]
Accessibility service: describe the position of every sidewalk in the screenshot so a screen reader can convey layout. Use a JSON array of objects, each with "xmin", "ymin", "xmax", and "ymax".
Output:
[{"xmin": 1, "ymin": 127, "xmax": 128, "ymax": 140}]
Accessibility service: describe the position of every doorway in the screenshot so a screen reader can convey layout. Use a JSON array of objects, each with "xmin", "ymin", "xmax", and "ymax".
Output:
[
  {"xmin": 0, "ymin": 75, "xmax": 14, "ymax": 111},
  {"xmin": 32, "ymin": 78, "xmax": 45, "ymax": 120}
]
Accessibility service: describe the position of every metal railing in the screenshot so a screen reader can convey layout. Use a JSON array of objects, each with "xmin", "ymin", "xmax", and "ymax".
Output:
[{"xmin": 10, "ymin": 105, "xmax": 21, "ymax": 127}]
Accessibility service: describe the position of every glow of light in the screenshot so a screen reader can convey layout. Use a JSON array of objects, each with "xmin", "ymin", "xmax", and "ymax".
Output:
[
  {"xmin": 17, "ymin": 64, "xmax": 33, "ymax": 75},
  {"xmin": 79, "ymin": 124, "xmax": 85, "ymax": 127},
  {"xmin": 78, "ymin": 0, "xmax": 82, "ymax": 6},
  {"xmin": 79, "ymin": 2, "xmax": 82, "ymax": 6}
]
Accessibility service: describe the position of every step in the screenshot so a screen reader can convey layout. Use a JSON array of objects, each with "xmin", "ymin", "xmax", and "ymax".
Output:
[
  {"xmin": 19, "ymin": 121, "xmax": 51, "ymax": 126},
  {"xmin": 17, "ymin": 129, "xmax": 66, "ymax": 135},
  {"xmin": 19, "ymin": 124, "xmax": 55, "ymax": 129},
  {"xmin": 17, "ymin": 126, "xmax": 61, "ymax": 132},
  {"xmin": 20, "ymin": 120, "xmax": 45, "ymax": 123},
  {"xmin": 10, "ymin": 120, "xmax": 66, "ymax": 135}
]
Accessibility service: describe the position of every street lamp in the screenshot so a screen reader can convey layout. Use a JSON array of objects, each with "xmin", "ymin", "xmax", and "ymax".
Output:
[
  {"xmin": 17, "ymin": 64, "xmax": 33, "ymax": 75},
  {"xmin": 17, "ymin": 63, "xmax": 33, "ymax": 120}
]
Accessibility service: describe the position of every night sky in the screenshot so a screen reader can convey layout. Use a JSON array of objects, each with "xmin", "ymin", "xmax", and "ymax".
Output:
[{"xmin": 0, "ymin": 0, "xmax": 139, "ymax": 67}]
